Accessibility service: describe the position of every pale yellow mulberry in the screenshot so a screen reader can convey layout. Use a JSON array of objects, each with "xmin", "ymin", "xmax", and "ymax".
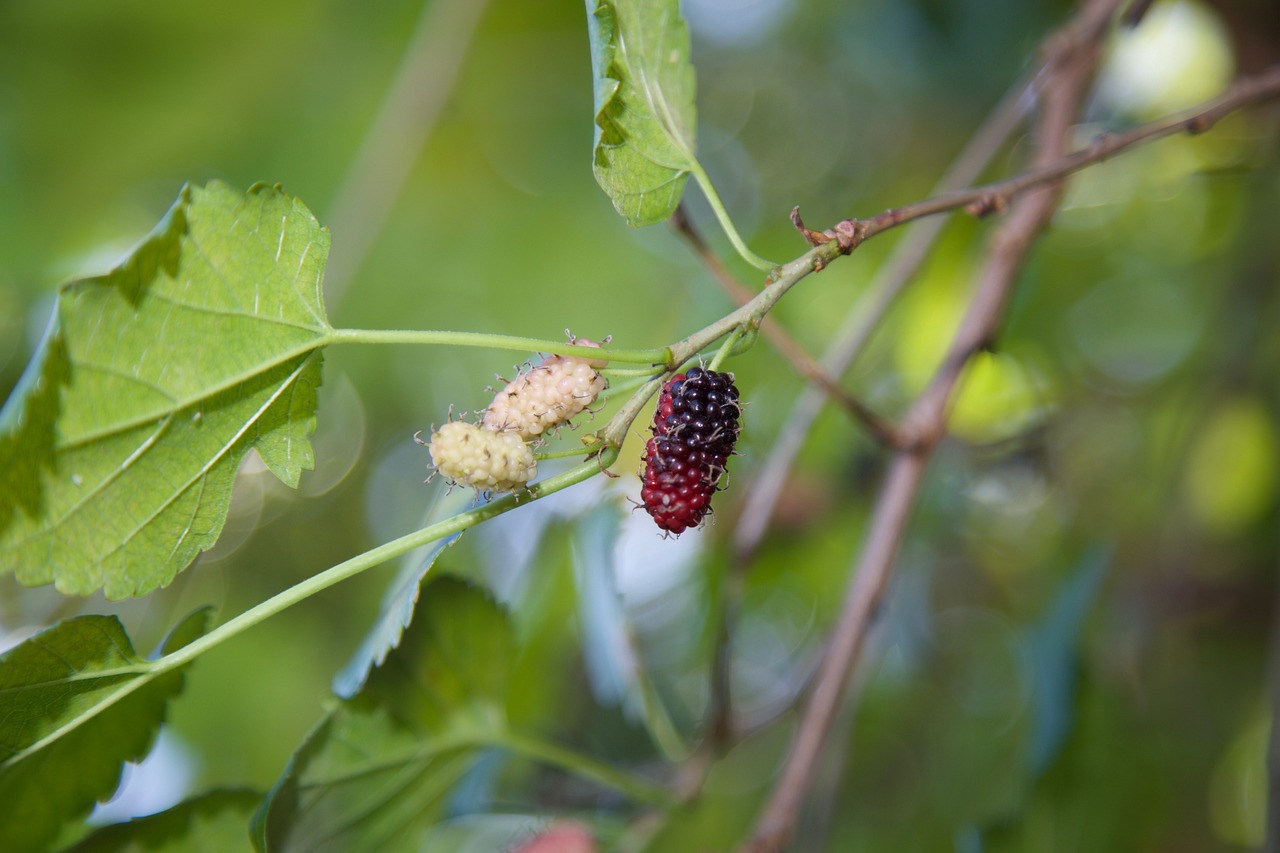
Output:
[{"xmin": 428, "ymin": 421, "xmax": 537, "ymax": 492}]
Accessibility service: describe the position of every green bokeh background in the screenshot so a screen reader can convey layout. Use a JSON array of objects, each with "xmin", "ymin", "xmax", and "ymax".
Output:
[{"xmin": 1, "ymin": 0, "xmax": 1277, "ymax": 849}]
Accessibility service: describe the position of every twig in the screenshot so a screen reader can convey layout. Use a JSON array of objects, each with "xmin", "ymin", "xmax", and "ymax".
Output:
[
  {"xmin": 807, "ymin": 62, "xmax": 1280, "ymax": 259},
  {"xmin": 728, "ymin": 59, "xmax": 1044, "ymax": 573},
  {"xmin": 593, "ymin": 61, "xmax": 1280, "ymax": 495},
  {"xmin": 718, "ymin": 18, "xmax": 1041, "ymax": 759},
  {"xmin": 714, "ymin": 41, "xmax": 1043, "ymax": 763},
  {"xmin": 322, "ymin": 0, "xmax": 491, "ymax": 312},
  {"xmin": 738, "ymin": 0, "xmax": 1117, "ymax": 848},
  {"xmin": 740, "ymin": 453, "xmax": 929, "ymax": 853},
  {"xmin": 727, "ymin": 62, "xmax": 1280, "ymax": 564},
  {"xmin": 679, "ymin": 58, "xmax": 1280, "ymax": 770},
  {"xmin": 669, "ymin": 205, "xmax": 903, "ymax": 447}
]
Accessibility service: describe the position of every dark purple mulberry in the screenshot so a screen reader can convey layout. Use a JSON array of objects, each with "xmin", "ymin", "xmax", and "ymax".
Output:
[{"xmin": 641, "ymin": 368, "xmax": 741, "ymax": 534}]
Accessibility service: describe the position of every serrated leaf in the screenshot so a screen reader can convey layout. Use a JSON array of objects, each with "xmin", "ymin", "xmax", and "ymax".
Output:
[
  {"xmin": 60, "ymin": 789, "xmax": 261, "ymax": 853},
  {"xmin": 586, "ymin": 0, "xmax": 698, "ymax": 225},
  {"xmin": 0, "ymin": 609, "xmax": 210, "ymax": 853},
  {"xmin": 255, "ymin": 578, "xmax": 513, "ymax": 853},
  {"xmin": 253, "ymin": 702, "xmax": 477, "ymax": 853},
  {"xmin": 0, "ymin": 180, "xmax": 332, "ymax": 599},
  {"xmin": 372, "ymin": 575, "xmax": 515, "ymax": 734},
  {"xmin": 331, "ymin": 487, "xmax": 481, "ymax": 699}
]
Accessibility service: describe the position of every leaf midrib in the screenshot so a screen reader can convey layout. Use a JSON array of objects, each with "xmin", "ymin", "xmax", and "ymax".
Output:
[{"xmin": 56, "ymin": 337, "xmax": 330, "ymax": 450}]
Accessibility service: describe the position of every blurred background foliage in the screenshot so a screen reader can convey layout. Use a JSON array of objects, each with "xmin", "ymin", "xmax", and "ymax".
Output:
[{"xmin": 0, "ymin": 0, "xmax": 1277, "ymax": 849}]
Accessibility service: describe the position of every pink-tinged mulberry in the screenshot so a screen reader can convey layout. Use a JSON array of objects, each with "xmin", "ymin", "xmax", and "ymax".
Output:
[
  {"xmin": 428, "ymin": 420, "xmax": 537, "ymax": 492},
  {"xmin": 640, "ymin": 368, "xmax": 741, "ymax": 534},
  {"xmin": 482, "ymin": 341, "xmax": 607, "ymax": 438}
]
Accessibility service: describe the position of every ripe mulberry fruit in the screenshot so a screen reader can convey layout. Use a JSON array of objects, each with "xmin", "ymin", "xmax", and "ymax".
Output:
[
  {"xmin": 428, "ymin": 420, "xmax": 537, "ymax": 492},
  {"xmin": 640, "ymin": 367, "xmax": 741, "ymax": 534},
  {"xmin": 483, "ymin": 341, "xmax": 607, "ymax": 438}
]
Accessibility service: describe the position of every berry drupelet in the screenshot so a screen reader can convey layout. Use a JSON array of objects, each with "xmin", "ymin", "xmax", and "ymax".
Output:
[{"xmin": 640, "ymin": 368, "xmax": 741, "ymax": 534}]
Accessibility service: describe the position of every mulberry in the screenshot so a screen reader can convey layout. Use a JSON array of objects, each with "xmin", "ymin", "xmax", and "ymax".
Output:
[
  {"xmin": 483, "ymin": 341, "xmax": 607, "ymax": 438},
  {"xmin": 640, "ymin": 368, "xmax": 741, "ymax": 534},
  {"xmin": 428, "ymin": 420, "xmax": 537, "ymax": 492}
]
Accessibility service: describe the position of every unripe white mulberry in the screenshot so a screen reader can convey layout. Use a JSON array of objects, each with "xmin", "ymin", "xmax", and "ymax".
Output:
[
  {"xmin": 483, "ymin": 344, "xmax": 607, "ymax": 438},
  {"xmin": 428, "ymin": 421, "xmax": 537, "ymax": 492}
]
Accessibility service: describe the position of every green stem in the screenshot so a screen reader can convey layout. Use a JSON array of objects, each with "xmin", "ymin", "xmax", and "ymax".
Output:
[
  {"xmin": 1, "ymin": 450, "xmax": 623, "ymax": 770},
  {"xmin": 157, "ymin": 449, "xmax": 619, "ymax": 672},
  {"xmin": 495, "ymin": 729, "xmax": 676, "ymax": 808},
  {"xmin": 38, "ymin": 205, "xmax": 840, "ymax": 769},
  {"xmin": 603, "ymin": 372, "xmax": 665, "ymax": 397},
  {"xmin": 707, "ymin": 325, "xmax": 746, "ymax": 371},
  {"xmin": 329, "ymin": 327, "xmax": 670, "ymax": 366},
  {"xmin": 689, "ymin": 163, "xmax": 778, "ymax": 272},
  {"xmin": 597, "ymin": 241, "xmax": 840, "ymax": 447},
  {"xmin": 602, "ymin": 374, "xmax": 669, "ymax": 448}
]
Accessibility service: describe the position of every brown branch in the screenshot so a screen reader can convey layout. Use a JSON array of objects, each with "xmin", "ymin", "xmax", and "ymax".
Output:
[
  {"xmin": 737, "ymin": 0, "xmax": 1118, "ymax": 848},
  {"xmin": 740, "ymin": 453, "xmax": 929, "ymax": 853},
  {"xmin": 716, "ymin": 51, "xmax": 1040, "ymax": 760},
  {"xmin": 644, "ymin": 53, "xmax": 1280, "ymax": 841},
  {"xmin": 669, "ymin": 206, "xmax": 904, "ymax": 448},
  {"xmin": 806, "ymin": 61, "xmax": 1280, "ymax": 259},
  {"xmin": 725, "ymin": 0, "xmax": 1140, "ymax": 564},
  {"xmin": 728, "ymin": 54, "xmax": 1280, "ymax": 577},
  {"xmin": 730, "ymin": 63, "xmax": 1038, "ymax": 570}
]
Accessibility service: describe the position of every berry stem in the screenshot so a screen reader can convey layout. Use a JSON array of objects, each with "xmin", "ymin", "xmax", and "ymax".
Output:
[
  {"xmin": 595, "ymin": 246, "xmax": 838, "ymax": 451},
  {"xmin": 329, "ymin": 327, "xmax": 670, "ymax": 365},
  {"xmin": 602, "ymin": 372, "xmax": 664, "ymax": 397},
  {"xmin": 707, "ymin": 325, "xmax": 748, "ymax": 372},
  {"xmin": 600, "ymin": 374, "xmax": 668, "ymax": 449}
]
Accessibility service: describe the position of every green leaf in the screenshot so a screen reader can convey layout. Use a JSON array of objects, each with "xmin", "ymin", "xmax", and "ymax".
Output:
[
  {"xmin": 252, "ymin": 702, "xmax": 478, "ymax": 853},
  {"xmin": 59, "ymin": 789, "xmax": 261, "ymax": 853},
  {"xmin": 0, "ymin": 609, "xmax": 210, "ymax": 853},
  {"xmin": 257, "ymin": 577, "xmax": 666, "ymax": 851},
  {"xmin": 331, "ymin": 487, "xmax": 481, "ymax": 699},
  {"xmin": 371, "ymin": 575, "xmax": 515, "ymax": 734},
  {"xmin": 0, "ymin": 180, "xmax": 331, "ymax": 599},
  {"xmin": 254, "ymin": 577, "xmax": 513, "ymax": 853},
  {"xmin": 586, "ymin": 0, "xmax": 697, "ymax": 226},
  {"xmin": 584, "ymin": 0, "xmax": 775, "ymax": 269}
]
